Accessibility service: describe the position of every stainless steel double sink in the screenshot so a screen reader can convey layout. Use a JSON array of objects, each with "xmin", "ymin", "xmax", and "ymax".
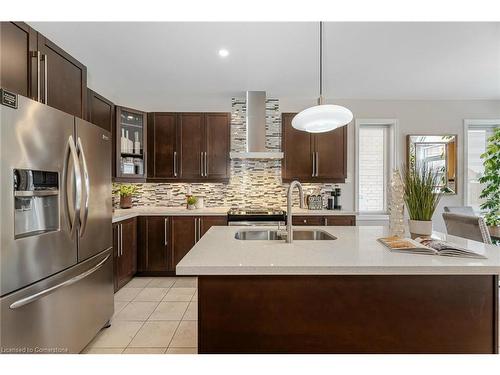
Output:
[{"xmin": 234, "ymin": 229, "xmax": 337, "ymax": 241}]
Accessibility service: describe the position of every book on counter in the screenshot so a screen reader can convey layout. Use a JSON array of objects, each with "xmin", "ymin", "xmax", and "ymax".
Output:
[{"xmin": 377, "ymin": 236, "xmax": 487, "ymax": 259}]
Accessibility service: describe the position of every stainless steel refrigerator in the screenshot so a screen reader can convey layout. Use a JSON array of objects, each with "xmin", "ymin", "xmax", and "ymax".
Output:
[{"xmin": 0, "ymin": 92, "xmax": 113, "ymax": 354}]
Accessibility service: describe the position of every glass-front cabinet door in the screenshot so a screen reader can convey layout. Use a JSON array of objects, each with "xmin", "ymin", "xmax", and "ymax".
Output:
[{"xmin": 116, "ymin": 106, "xmax": 147, "ymax": 180}]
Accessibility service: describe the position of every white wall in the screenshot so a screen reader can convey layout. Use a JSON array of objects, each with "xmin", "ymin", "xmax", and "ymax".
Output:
[{"xmin": 281, "ymin": 98, "xmax": 500, "ymax": 231}]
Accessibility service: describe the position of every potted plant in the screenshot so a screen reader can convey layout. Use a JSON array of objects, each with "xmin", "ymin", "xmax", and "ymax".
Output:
[
  {"xmin": 187, "ymin": 195, "xmax": 198, "ymax": 210},
  {"xmin": 117, "ymin": 184, "xmax": 138, "ymax": 209},
  {"xmin": 402, "ymin": 164, "xmax": 442, "ymax": 238},
  {"xmin": 478, "ymin": 128, "xmax": 500, "ymax": 237}
]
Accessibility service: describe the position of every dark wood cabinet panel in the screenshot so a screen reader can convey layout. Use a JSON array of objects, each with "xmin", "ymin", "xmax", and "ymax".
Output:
[
  {"xmin": 282, "ymin": 113, "xmax": 347, "ymax": 183},
  {"xmin": 87, "ymin": 89, "xmax": 114, "ymax": 132},
  {"xmin": 37, "ymin": 34, "xmax": 87, "ymax": 118},
  {"xmin": 282, "ymin": 113, "xmax": 314, "ymax": 181},
  {"xmin": 114, "ymin": 218, "xmax": 137, "ymax": 291},
  {"xmin": 147, "ymin": 113, "xmax": 178, "ymax": 179},
  {"xmin": 200, "ymin": 216, "xmax": 228, "ymax": 238},
  {"xmin": 179, "ymin": 113, "xmax": 204, "ymax": 179},
  {"xmin": 292, "ymin": 215, "xmax": 355, "ymax": 226},
  {"xmin": 292, "ymin": 216, "xmax": 325, "ymax": 226},
  {"xmin": 137, "ymin": 216, "xmax": 171, "ymax": 272},
  {"xmin": 325, "ymin": 215, "xmax": 355, "ymax": 226},
  {"xmin": 0, "ymin": 22, "xmax": 36, "ymax": 98},
  {"xmin": 314, "ymin": 127, "xmax": 347, "ymax": 180},
  {"xmin": 171, "ymin": 216, "xmax": 197, "ymax": 270},
  {"xmin": 205, "ymin": 113, "xmax": 230, "ymax": 180}
]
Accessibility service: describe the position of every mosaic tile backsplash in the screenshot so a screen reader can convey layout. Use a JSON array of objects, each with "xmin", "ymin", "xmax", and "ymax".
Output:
[{"xmin": 113, "ymin": 98, "xmax": 343, "ymax": 209}]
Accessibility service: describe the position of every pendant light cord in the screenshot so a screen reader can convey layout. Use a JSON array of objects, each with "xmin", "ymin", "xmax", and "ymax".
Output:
[{"xmin": 319, "ymin": 21, "xmax": 323, "ymax": 103}]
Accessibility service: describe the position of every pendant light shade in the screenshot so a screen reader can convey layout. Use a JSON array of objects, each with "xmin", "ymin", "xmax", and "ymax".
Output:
[
  {"xmin": 291, "ymin": 104, "xmax": 353, "ymax": 133},
  {"xmin": 293, "ymin": 22, "xmax": 353, "ymax": 133}
]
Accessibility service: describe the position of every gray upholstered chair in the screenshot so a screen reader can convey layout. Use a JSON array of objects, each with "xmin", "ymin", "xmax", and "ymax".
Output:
[
  {"xmin": 442, "ymin": 213, "xmax": 492, "ymax": 244},
  {"xmin": 443, "ymin": 206, "xmax": 475, "ymax": 215}
]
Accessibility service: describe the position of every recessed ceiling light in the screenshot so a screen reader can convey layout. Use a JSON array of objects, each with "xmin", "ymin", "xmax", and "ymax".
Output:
[{"xmin": 218, "ymin": 49, "xmax": 229, "ymax": 58}]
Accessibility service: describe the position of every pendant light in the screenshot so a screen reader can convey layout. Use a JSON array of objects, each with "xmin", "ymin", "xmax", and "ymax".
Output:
[{"xmin": 292, "ymin": 22, "xmax": 353, "ymax": 133}]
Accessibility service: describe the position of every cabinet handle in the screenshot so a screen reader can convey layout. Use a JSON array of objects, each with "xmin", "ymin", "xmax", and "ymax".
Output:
[
  {"xmin": 323, "ymin": 217, "xmax": 328, "ymax": 226},
  {"xmin": 164, "ymin": 218, "xmax": 168, "ymax": 246},
  {"xmin": 197, "ymin": 218, "xmax": 201, "ymax": 241},
  {"xmin": 312, "ymin": 152, "xmax": 315, "ymax": 177},
  {"xmin": 303, "ymin": 219, "xmax": 307, "ymax": 224},
  {"xmin": 173, "ymin": 151, "xmax": 177, "ymax": 177},
  {"xmin": 315, "ymin": 152, "xmax": 319, "ymax": 177},
  {"xmin": 200, "ymin": 152, "xmax": 204, "ymax": 177},
  {"xmin": 43, "ymin": 54, "xmax": 48, "ymax": 104},
  {"xmin": 204, "ymin": 152, "xmax": 208, "ymax": 177},
  {"xmin": 120, "ymin": 224, "xmax": 123, "ymax": 256},
  {"xmin": 194, "ymin": 218, "xmax": 198, "ymax": 242},
  {"xmin": 34, "ymin": 51, "xmax": 41, "ymax": 102}
]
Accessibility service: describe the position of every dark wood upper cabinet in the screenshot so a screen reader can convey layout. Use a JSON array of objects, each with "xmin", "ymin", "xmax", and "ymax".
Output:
[
  {"xmin": 171, "ymin": 216, "xmax": 197, "ymax": 270},
  {"xmin": 115, "ymin": 106, "xmax": 147, "ymax": 181},
  {"xmin": 179, "ymin": 113, "xmax": 205, "ymax": 179},
  {"xmin": 0, "ymin": 22, "xmax": 36, "ymax": 99},
  {"xmin": 314, "ymin": 127, "xmax": 347, "ymax": 180},
  {"xmin": 147, "ymin": 112, "xmax": 230, "ymax": 182},
  {"xmin": 87, "ymin": 89, "xmax": 114, "ymax": 132},
  {"xmin": 282, "ymin": 113, "xmax": 347, "ymax": 183},
  {"xmin": 205, "ymin": 113, "xmax": 230, "ymax": 180},
  {"xmin": 282, "ymin": 113, "xmax": 313, "ymax": 181},
  {"xmin": 147, "ymin": 113, "xmax": 179, "ymax": 179},
  {"xmin": 37, "ymin": 34, "xmax": 87, "ymax": 118},
  {"xmin": 137, "ymin": 216, "xmax": 171, "ymax": 273}
]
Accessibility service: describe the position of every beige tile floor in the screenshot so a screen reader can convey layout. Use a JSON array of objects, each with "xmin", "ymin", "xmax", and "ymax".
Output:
[{"xmin": 81, "ymin": 277, "xmax": 198, "ymax": 354}]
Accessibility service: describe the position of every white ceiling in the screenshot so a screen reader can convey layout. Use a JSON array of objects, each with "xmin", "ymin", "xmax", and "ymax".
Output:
[{"xmin": 29, "ymin": 22, "xmax": 500, "ymax": 111}]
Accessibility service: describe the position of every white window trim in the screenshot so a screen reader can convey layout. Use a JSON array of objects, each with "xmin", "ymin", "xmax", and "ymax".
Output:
[
  {"xmin": 463, "ymin": 119, "xmax": 500, "ymax": 206},
  {"xmin": 354, "ymin": 118, "xmax": 399, "ymax": 214}
]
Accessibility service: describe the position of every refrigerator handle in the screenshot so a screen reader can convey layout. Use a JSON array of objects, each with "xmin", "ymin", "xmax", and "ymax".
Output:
[
  {"xmin": 64, "ymin": 136, "xmax": 82, "ymax": 236},
  {"xmin": 77, "ymin": 137, "xmax": 90, "ymax": 237},
  {"xmin": 9, "ymin": 254, "xmax": 111, "ymax": 309}
]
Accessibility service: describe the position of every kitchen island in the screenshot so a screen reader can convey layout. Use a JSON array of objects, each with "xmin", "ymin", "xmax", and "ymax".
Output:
[{"xmin": 177, "ymin": 226, "xmax": 500, "ymax": 354}]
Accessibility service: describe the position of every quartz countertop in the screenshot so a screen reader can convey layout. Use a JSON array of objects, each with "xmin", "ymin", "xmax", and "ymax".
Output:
[
  {"xmin": 112, "ymin": 207, "xmax": 356, "ymax": 223},
  {"xmin": 176, "ymin": 226, "xmax": 500, "ymax": 275},
  {"xmin": 112, "ymin": 207, "xmax": 231, "ymax": 223}
]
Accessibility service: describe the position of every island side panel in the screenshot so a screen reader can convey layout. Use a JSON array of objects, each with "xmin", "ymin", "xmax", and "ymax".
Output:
[{"xmin": 198, "ymin": 275, "xmax": 498, "ymax": 354}]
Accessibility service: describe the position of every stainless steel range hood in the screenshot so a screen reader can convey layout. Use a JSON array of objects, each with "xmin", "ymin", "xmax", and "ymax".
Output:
[{"xmin": 230, "ymin": 91, "xmax": 284, "ymax": 159}]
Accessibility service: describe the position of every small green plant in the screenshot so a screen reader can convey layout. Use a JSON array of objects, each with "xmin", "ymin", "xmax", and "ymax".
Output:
[
  {"xmin": 401, "ymin": 164, "xmax": 442, "ymax": 221},
  {"xmin": 478, "ymin": 128, "xmax": 500, "ymax": 226},
  {"xmin": 187, "ymin": 196, "xmax": 198, "ymax": 206},
  {"xmin": 118, "ymin": 184, "xmax": 138, "ymax": 197}
]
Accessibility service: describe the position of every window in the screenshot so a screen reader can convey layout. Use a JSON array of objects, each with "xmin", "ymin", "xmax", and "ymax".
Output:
[
  {"xmin": 464, "ymin": 120, "xmax": 500, "ymax": 210},
  {"xmin": 355, "ymin": 119, "xmax": 398, "ymax": 213}
]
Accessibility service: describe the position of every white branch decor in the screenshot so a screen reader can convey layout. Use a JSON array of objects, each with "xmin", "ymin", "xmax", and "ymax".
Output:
[{"xmin": 389, "ymin": 169, "xmax": 405, "ymax": 237}]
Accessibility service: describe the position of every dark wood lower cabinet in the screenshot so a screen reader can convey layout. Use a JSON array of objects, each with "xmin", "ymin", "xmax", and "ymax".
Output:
[
  {"xmin": 198, "ymin": 275, "xmax": 499, "ymax": 354},
  {"xmin": 137, "ymin": 216, "xmax": 171, "ymax": 273},
  {"xmin": 200, "ymin": 216, "xmax": 228, "ymax": 238},
  {"xmin": 292, "ymin": 215, "xmax": 356, "ymax": 226},
  {"xmin": 171, "ymin": 216, "xmax": 197, "ymax": 270},
  {"xmin": 136, "ymin": 215, "xmax": 227, "ymax": 276},
  {"xmin": 113, "ymin": 218, "xmax": 137, "ymax": 292}
]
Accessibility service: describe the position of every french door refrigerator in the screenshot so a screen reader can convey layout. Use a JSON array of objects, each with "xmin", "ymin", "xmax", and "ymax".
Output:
[{"xmin": 0, "ymin": 92, "xmax": 113, "ymax": 354}]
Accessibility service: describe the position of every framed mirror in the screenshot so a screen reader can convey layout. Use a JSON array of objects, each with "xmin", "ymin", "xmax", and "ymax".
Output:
[{"xmin": 407, "ymin": 135, "xmax": 457, "ymax": 195}]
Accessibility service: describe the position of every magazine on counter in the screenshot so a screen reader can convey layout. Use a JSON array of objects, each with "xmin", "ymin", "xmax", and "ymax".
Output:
[{"xmin": 377, "ymin": 236, "xmax": 487, "ymax": 259}]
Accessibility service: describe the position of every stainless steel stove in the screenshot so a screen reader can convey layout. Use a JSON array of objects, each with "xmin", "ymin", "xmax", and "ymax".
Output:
[{"xmin": 227, "ymin": 207, "xmax": 286, "ymax": 226}]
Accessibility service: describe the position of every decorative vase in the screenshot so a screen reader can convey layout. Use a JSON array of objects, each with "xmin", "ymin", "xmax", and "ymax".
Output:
[
  {"xmin": 408, "ymin": 219, "xmax": 432, "ymax": 239},
  {"xmin": 488, "ymin": 225, "xmax": 500, "ymax": 238},
  {"xmin": 120, "ymin": 195, "xmax": 133, "ymax": 209},
  {"xmin": 195, "ymin": 197, "xmax": 204, "ymax": 209},
  {"xmin": 187, "ymin": 204, "xmax": 196, "ymax": 210}
]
